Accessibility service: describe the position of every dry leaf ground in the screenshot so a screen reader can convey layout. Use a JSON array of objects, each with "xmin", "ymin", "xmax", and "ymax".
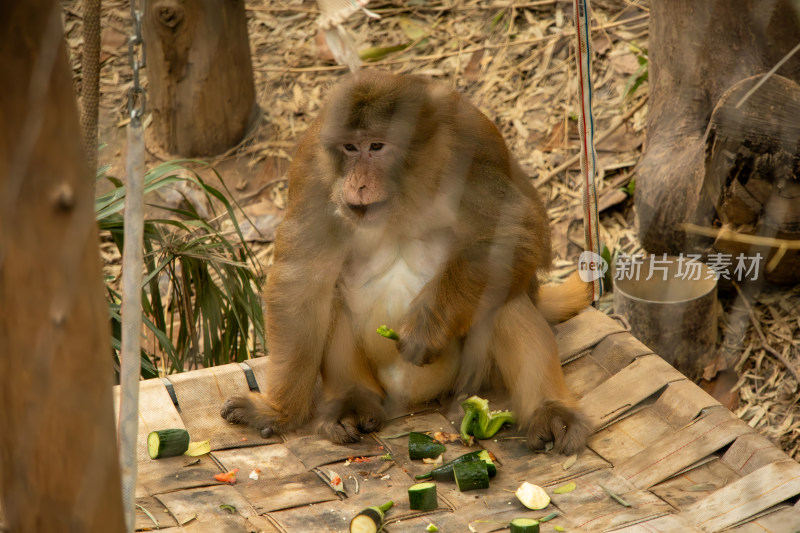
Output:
[{"xmin": 62, "ymin": 0, "xmax": 798, "ymax": 459}]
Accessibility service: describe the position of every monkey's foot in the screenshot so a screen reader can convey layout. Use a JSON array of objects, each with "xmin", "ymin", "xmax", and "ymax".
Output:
[
  {"xmin": 220, "ymin": 395, "xmax": 295, "ymax": 439},
  {"xmin": 526, "ymin": 400, "xmax": 592, "ymax": 455},
  {"xmin": 317, "ymin": 389, "xmax": 385, "ymax": 444}
]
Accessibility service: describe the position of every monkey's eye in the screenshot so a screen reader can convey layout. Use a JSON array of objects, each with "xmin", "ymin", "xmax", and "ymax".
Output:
[
  {"xmin": 370, "ymin": 143, "xmax": 384, "ymax": 151},
  {"xmin": 343, "ymin": 144, "xmax": 358, "ymax": 152}
]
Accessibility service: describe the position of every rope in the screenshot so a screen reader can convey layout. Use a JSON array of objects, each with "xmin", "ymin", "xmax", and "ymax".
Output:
[
  {"xmin": 572, "ymin": 0, "xmax": 603, "ymax": 301},
  {"xmin": 81, "ymin": 0, "xmax": 101, "ymax": 177}
]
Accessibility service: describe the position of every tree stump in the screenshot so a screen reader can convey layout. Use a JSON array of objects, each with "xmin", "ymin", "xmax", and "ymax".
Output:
[
  {"xmin": 144, "ymin": 0, "xmax": 257, "ymax": 157},
  {"xmin": 701, "ymin": 75, "xmax": 800, "ymax": 284},
  {"xmin": 636, "ymin": 0, "xmax": 800, "ymax": 283}
]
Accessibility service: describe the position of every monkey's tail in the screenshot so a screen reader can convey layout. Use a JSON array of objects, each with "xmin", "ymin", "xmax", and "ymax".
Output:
[{"xmin": 536, "ymin": 271, "xmax": 593, "ymax": 324}]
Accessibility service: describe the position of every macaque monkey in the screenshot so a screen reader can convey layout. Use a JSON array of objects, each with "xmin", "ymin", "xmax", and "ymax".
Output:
[{"xmin": 221, "ymin": 71, "xmax": 592, "ymax": 454}]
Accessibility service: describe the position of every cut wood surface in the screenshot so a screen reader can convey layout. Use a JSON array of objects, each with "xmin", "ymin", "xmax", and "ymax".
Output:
[{"xmin": 112, "ymin": 310, "xmax": 800, "ymax": 532}]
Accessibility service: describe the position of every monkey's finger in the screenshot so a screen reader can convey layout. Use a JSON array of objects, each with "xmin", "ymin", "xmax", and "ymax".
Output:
[
  {"xmin": 525, "ymin": 425, "xmax": 553, "ymax": 451},
  {"xmin": 551, "ymin": 417, "xmax": 568, "ymax": 443}
]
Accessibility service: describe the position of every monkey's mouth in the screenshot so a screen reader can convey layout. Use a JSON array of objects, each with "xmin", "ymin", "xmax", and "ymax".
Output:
[{"xmin": 347, "ymin": 200, "xmax": 389, "ymax": 222}]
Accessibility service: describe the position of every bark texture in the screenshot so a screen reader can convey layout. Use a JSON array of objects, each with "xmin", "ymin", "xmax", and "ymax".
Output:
[{"xmin": 0, "ymin": 3, "xmax": 126, "ymax": 531}]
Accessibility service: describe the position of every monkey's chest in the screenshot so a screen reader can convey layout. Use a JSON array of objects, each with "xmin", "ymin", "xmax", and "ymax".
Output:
[
  {"xmin": 340, "ymin": 239, "xmax": 459, "ymax": 404},
  {"xmin": 342, "ymin": 248, "xmax": 432, "ymax": 331}
]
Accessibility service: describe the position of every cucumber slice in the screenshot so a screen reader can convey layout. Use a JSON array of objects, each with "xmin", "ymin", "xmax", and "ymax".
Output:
[
  {"xmin": 515, "ymin": 482, "xmax": 551, "ymax": 510},
  {"xmin": 350, "ymin": 501, "xmax": 393, "ymax": 533},
  {"xmin": 453, "ymin": 460, "xmax": 489, "ymax": 491},
  {"xmin": 408, "ymin": 432, "xmax": 446, "ymax": 460},
  {"xmin": 510, "ymin": 518, "xmax": 540, "ymax": 532},
  {"xmin": 408, "ymin": 482, "xmax": 438, "ymax": 511},
  {"xmin": 416, "ymin": 450, "xmax": 497, "ymax": 481},
  {"xmin": 147, "ymin": 429, "xmax": 190, "ymax": 459}
]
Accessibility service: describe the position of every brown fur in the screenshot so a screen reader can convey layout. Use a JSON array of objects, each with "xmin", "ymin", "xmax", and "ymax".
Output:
[
  {"xmin": 221, "ymin": 71, "xmax": 593, "ymax": 454},
  {"xmin": 536, "ymin": 271, "xmax": 594, "ymax": 324}
]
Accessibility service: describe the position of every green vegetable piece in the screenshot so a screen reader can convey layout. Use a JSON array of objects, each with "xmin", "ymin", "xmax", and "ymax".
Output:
[
  {"xmin": 408, "ymin": 482, "xmax": 438, "ymax": 511},
  {"xmin": 553, "ymin": 481, "xmax": 576, "ymax": 494},
  {"xmin": 147, "ymin": 429, "xmax": 190, "ymax": 459},
  {"xmin": 376, "ymin": 325, "xmax": 399, "ymax": 341},
  {"xmin": 510, "ymin": 518, "xmax": 540, "ymax": 533},
  {"xmin": 426, "ymin": 524, "xmax": 439, "ymax": 532},
  {"xmin": 453, "ymin": 461, "xmax": 490, "ymax": 491},
  {"xmin": 219, "ymin": 504, "xmax": 236, "ymax": 514},
  {"xmin": 599, "ymin": 484, "xmax": 631, "ymax": 507},
  {"xmin": 459, "ymin": 396, "xmax": 516, "ymax": 442},
  {"xmin": 350, "ymin": 501, "xmax": 394, "ymax": 533},
  {"xmin": 415, "ymin": 450, "xmax": 496, "ymax": 481},
  {"xmin": 537, "ymin": 512, "xmax": 559, "ymax": 522},
  {"xmin": 459, "ymin": 402, "xmax": 478, "ymax": 444},
  {"xmin": 408, "ymin": 432, "xmax": 446, "ymax": 460}
]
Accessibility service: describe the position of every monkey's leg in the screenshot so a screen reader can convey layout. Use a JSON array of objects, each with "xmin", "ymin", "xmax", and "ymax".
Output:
[
  {"xmin": 317, "ymin": 312, "xmax": 386, "ymax": 444},
  {"xmin": 221, "ymin": 273, "xmax": 337, "ymax": 438},
  {"xmin": 219, "ymin": 351, "xmax": 320, "ymax": 438},
  {"xmin": 490, "ymin": 294, "xmax": 591, "ymax": 455}
]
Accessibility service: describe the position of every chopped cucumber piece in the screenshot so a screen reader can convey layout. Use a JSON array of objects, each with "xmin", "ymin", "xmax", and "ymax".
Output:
[
  {"xmin": 408, "ymin": 482, "xmax": 438, "ymax": 511},
  {"xmin": 147, "ymin": 429, "xmax": 190, "ymax": 459},
  {"xmin": 350, "ymin": 501, "xmax": 393, "ymax": 533},
  {"xmin": 510, "ymin": 517, "xmax": 540, "ymax": 532},
  {"xmin": 408, "ymin": 432, "xmax": 446, "ymax": 460},
  {"xmin": 453, "ymin": 461, "xmax": 490, "ymax": 491},
  {"xmin": 416, "ymin": 449, "xmax": 497, "ymax": 481}
]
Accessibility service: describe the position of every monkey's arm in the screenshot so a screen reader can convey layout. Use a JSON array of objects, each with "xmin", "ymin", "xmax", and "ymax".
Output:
[{"xmin": 397, "ymin": 172, "xmax": 550, "ymax": 366}]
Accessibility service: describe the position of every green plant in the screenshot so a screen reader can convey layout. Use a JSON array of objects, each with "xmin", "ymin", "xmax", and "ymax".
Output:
[
  {"xmin": 622, "ymin": 44, "xmax": 648, "ymax": 102},
  {"xmin": 621, "ymin": 177, "xmax": 635, "ymax": 197},
  {"xmin": 96, "ymin": 161, "xmax": 265, "ymax": 378}
]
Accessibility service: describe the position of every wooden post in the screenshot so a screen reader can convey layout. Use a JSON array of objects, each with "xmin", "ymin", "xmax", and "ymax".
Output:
[
  {"xmin": 0, "ymin": 3, "xmax": 126, "ymax": 532},
  {"xmin": 144, "ymin": 0, "xmax": 258, "ymax": 156}
]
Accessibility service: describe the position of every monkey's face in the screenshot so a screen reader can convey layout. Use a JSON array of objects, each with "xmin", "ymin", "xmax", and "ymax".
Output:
[
  {"xmin": 320, "ymin": 71, "xmax": 446, "ymax": 227},
  {"xmin": 334, "ymin": 135, "xmax": 399, "ymax": 224}
]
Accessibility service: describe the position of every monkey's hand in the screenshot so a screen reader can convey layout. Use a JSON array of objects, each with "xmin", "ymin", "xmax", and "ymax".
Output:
[
  {"xmin": 396, "ymin": 305, "xmax": 451, "ymax": 366},
  {"xmin": 525, "ymin": 400, "xmax": 592, "ymax": 456},
  {"xmin": 220, "ymin": 394, "xmax": 296, "ymax": 439}
]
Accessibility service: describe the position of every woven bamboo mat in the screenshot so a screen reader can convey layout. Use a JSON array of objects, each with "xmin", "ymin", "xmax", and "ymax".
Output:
[{"xmin": 119, "ymin": 308, "xmax": 800, "ymax": 532}]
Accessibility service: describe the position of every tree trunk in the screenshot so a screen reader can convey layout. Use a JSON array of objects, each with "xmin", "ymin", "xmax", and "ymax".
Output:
[
  {"xmin": 702, "ymin": 75, "xmax": 800, "ymax": 284},
  {"xmin": 636, "ymin": 0, "xmax": 800, "ymax": 283},
  {"xmin": 144, "ymin": 0, "xmax": 257, "ymax": 157},
  {"xmin": 0, "ymin": 3, "xmax": 126, "ymax": 532}
]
